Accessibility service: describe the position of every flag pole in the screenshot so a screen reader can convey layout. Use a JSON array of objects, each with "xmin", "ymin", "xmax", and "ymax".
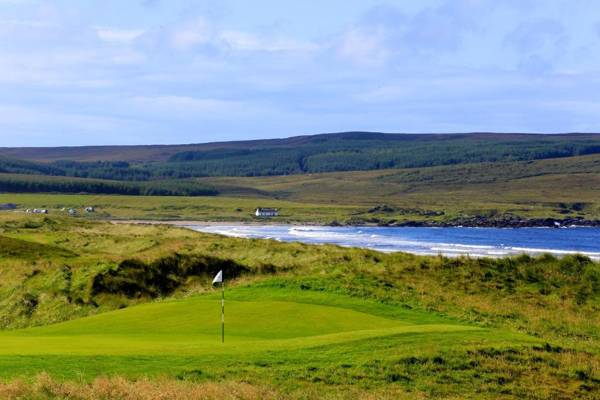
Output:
[
  {"xmin": 212, "ymin": 270, "xmax": 225, "ymax": 343},
  {"xmin": 221, "ymin": 277, "xmax": 225, "ymax": 343}
]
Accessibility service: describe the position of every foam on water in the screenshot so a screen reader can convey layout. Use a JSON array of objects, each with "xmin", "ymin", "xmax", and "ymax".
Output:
[{"xmin": 187, "ymin": 225, "xmax": 600, "ymax": 259}]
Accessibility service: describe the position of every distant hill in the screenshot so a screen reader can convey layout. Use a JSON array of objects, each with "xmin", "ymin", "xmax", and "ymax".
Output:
[{"xmin": 1, "ymin": 132, "xmax": 600, "ymax": 180}]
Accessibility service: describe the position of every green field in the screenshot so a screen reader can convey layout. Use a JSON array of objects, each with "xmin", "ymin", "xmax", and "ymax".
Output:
[
  {"xmin": 0, "ymin": 192, "xmax": 359, "ymax": 223},
  {"xmin": 0, "ymin": 215, "xmax": 597, "ymax": 398}
]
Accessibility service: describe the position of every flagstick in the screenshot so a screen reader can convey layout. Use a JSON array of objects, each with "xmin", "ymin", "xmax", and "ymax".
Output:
[{"xmin": 221, "ymin": 279, "xmax": 225, "ymax": 343}]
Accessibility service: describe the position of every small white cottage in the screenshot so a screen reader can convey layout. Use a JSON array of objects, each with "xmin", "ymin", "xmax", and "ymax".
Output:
[{"xmin": 255, "ymin": 208, "xmax": 279, "ymax": 217}]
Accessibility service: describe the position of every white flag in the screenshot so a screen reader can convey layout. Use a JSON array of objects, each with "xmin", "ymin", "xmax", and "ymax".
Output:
[{"xmin": 212, "ymin": 270, "xmax": 223, "ymax": 285}]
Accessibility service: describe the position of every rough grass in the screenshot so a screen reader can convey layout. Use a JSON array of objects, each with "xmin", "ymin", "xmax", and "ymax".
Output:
[
  {"xmin": 0, "ymin": 342, "xmax": 597, "ymax": 399},
  {"xmin": 0, "ymin": 374, "xmax": 279, "ymax": 400}
]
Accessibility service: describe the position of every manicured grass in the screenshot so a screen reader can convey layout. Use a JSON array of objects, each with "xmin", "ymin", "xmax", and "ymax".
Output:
[{"xmin": 0, "ymin": 285, "xmax": 534, "ymax": 382}]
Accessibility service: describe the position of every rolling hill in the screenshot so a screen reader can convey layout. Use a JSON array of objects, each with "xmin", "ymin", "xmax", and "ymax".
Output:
[{"xmin": 2, "ymin": 132, "xmax": 600, "ymax": 179}]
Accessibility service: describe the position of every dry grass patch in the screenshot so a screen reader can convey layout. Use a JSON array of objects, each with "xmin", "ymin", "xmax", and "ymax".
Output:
[{"xmin": 0, "ymin": 373, "xmax": 279, "ymax": 400}]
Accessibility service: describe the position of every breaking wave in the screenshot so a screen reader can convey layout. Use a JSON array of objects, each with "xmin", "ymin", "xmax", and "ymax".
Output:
[{"xmin": 187, "ymin": 224, "xmax": 600, "ymax": 260}]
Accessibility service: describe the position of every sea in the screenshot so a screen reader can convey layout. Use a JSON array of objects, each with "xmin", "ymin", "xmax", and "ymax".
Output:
[{"xmin": 187, "ymin": 224, "xmax": 600, "ymax": 260}]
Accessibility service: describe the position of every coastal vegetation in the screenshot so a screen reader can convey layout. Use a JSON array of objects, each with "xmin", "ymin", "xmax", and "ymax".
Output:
[{"xmin": 0, "ymin": 214, "xmax": 597, "ymax": 398}]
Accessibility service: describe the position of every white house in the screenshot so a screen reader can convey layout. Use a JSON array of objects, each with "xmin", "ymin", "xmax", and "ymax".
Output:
[{"xmin": 255, "ymin": 207, "xmax": 279, "ymax": 217}]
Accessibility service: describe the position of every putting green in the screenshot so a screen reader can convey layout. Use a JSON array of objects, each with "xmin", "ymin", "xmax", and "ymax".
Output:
[{"xmin": 0, "ymin": 297, "xmax": 482, "ymax": 356}]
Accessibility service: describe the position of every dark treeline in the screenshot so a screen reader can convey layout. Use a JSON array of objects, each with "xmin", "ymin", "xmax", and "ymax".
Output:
[
  {"xmin": 52, "ymin": 161, "xmax": 153, "ymax": 181},
  {"xmin": 163, "ymin": 134, "xmax": 600, "ymax": 176},
  {"xmin": 0, "ymin": 157, "xmax": 65, "ymax": 176},
  {"xmin": 2, "ymin": 133, "xmax": 600, "ymax": 179},
  {"xmin": 0, "ymin": 174, "xmax": 218, "ymax": 196}
]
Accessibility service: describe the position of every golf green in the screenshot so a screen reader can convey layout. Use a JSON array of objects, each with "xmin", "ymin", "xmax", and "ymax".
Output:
[{"xmin": 0, "ymin": 297, "xmax": 482, "ymax": 356}]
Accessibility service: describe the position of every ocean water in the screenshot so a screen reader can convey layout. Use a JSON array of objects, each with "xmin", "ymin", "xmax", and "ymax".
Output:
[{"xmin": 187, "ymin": 224, "xmax": 600, "ymax": 259}]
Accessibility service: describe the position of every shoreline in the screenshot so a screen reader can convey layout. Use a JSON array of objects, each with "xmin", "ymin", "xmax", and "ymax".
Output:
[
  {"xmin": 110, "ymin": 219, "xmax": 600, "ymax": 260},
  {"xmin": 109, "ymin": 217, "xmax": 600, "ymax": 229},
  {"xmin": 185, "ymin": 223, "xmax": 600, "ymax": 261}
]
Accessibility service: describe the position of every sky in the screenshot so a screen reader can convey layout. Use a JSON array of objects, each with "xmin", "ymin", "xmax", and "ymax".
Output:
[{"xmin": 1, "ymin": 0, "xmax": 600, "ymax": 146}]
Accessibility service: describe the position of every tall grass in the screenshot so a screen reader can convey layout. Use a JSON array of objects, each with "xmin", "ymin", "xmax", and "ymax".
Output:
[{"xmin": 0, "ymin": 374, "xmax": 278, "ymax": 400}]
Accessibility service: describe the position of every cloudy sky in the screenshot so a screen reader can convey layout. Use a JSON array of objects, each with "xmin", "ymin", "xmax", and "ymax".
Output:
[{"xmin": 1, "ymin": 0, "xmax": 599, "ymax": 146}]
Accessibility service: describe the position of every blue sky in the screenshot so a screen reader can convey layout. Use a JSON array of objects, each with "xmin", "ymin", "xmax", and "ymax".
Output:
[{"xmin": 1, "ymin": 0, "xmax": 599, "ymax": 146}]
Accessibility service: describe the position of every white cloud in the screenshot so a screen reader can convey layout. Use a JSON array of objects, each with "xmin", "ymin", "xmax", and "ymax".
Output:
[
  {"xmin": 218, "ymin": 30, "xmax": 319, "ymax": 52},
  {"xmin": 337, "ymin": 28, "xmax": 388, "ymax": 66},
  {"xmin": 169, "ymin": 17, "xmax": 212, "ymax": 50},
  {"xmin": 96, "ymin": 27, "xmax": 145, "ymax": 44},
  {"xmin": 0, "ymin": 19, "xmax": 56, "ymax": 28}
]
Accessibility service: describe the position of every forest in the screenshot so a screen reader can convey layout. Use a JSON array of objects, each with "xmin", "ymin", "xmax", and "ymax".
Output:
[
  {"xmin": 2, "ymin": 132, "xmax": 600, "ymax": 180},
  {"xmin": 0, "ymin": 173, "xmax": 218, "ymax": 196}
]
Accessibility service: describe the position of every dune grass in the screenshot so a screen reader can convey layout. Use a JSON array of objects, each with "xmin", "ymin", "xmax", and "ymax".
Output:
[{"xmin": 0, "ymin": 374, "xmax": 280, "ymax": 400}]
